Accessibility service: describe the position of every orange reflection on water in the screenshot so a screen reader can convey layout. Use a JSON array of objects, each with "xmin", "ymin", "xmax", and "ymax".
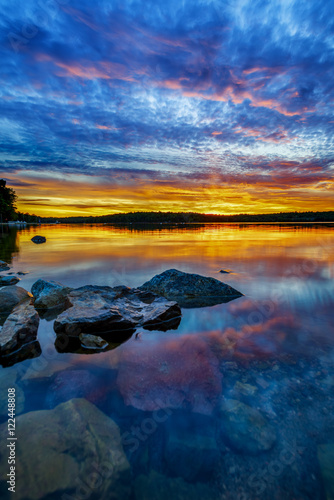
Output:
[
  {"xmin": 2, "ymin": 223, "xmax": 334, "ymax": 370},
  {"xmin": 14, "ymin": 223, "xmax": 334, "ymax": 284}
]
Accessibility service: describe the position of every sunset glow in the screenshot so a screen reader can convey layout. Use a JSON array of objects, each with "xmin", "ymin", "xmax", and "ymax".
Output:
[{"xmin": 1, "ymin": 0, "xmax": 333, "ymax": 215}]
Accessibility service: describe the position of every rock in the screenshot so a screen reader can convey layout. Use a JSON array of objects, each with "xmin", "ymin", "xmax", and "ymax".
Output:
[
  {"xmin": 0, "ymin": 301, "xmax": 40, "ymax": 356},
  {"xmin": 45, "ymin": 370, "xmax": 102, "ymax": 408},
  {"xmin": 21, "ymin": 359, "xmax": 73, "ymax": 382},
  {"xmin": 0, "ymin": 398, "xmax": 131, "ymax": 500},
  {"xmin": 31, "ymin": 279, "xmax": 72, "ymax": 310},
  {"xmin": 36, "ymin": 305, "xmax": 69, "ymax": 321},
  {"xmin": 0, "ymin": 275, "xmax": 20, "ymax": 286},
  {"xmin": 79, "ymin": 333, "xmax": 109, "ymax": 350},
  {"xmin": 117, "ymin": 335, "xmax": 221, "ymax": 415},
  {"xmin": 318, "ymin": 444, "xmax": 334, "ymax": 500},
  {"xmin": 17, "ymin": 271, "xmax": 29, "ymax": 276},
  {"xmin": 0, "ymin": 260, "xmax": 9, "ymax": 270},
  {"xmin": 31, "ymin": 235, "xmax": 46, "ymax": 244},
  {"xmin": 134, "ymin": 470, "xmax": 218, "ymax": 500},
  {"xmin": 139, "ymin": 269, "xmax": 242, "ymax": 307},
  {"xmin": 0, "ymin": 285, "xmax": 32, "ymax": 321},
  {"xmin": 216, "ymin": 398, "xmax": 276, "ymax": 454},
  {"xmin": 0, "ymin": 341, "xmax": 41, "ymax": 368},
  {"xmin": 234, "ymin": 381, "xmax": 258, "ymax": 397},
  {"xmin": 219, "ymin": 269, "xmax": 230, "ymax": 273},
  {"xmin": 55, "ymin": 330, "xmax": 133, "ymax": 355},
  {"xmin": 54, "ymin": 285, "xmax": 181, "ymax": 337},
  {"xmin": 164, "ymin": 426, "xmax": 219, "ymax": 481}
]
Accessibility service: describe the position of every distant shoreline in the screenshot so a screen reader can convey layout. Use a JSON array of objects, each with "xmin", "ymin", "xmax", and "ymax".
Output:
[{"xmin": 36, "ymin": 210, "xmax": 334, "ymax": 224}]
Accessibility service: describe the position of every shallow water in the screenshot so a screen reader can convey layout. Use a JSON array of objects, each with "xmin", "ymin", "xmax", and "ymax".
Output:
[{"xmin": 0, "ymin": 223, "xmax": 334, "ymax": 499}]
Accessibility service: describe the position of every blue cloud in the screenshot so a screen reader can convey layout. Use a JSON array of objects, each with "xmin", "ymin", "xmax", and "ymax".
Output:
[{"xmin": 0, "ymin": 0, "xmax": 333, "ymax": 200}]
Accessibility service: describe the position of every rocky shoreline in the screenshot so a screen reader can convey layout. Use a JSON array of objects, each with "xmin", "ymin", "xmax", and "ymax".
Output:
[{"xmin": 0, "ymin": 266, "xmax": 242, "ymax": 366}]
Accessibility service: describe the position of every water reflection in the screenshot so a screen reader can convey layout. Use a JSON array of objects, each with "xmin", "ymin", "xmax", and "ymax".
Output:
[
  {"xmin": 0, "ymin": 223, "xmax": 333, "ymax": 499},
  {"xmin": 55, "ymin": 329, "xmax": 135, "ymax": 355},
  {"xmin": 0, "ymin": 340, "xmax": 41, "ymax": 368},
  {"xmin": 0, "ymin": 227, "xmax": 19, "ymax": 264}
]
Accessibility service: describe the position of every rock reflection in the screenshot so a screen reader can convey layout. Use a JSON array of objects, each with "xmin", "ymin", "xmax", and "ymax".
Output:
[
  {"xmin": 0, "ymin": 227, "xmax": 19, "ymax": 264},
  {"xmin": 0, "ymin": 340, "xmax": 41, "ymax": 368},
  {"xmin": 36, "ymin": 304, "xmax": 68, "ymax": 321},
  {"xmin": 55, "ymin": 329, "xmax": 135, "ymax": 354}
]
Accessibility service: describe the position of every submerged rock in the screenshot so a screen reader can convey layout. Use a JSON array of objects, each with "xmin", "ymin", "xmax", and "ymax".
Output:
[
  {"xmin": 139, "ymin": 268, "xmax": 243, "ymax": 307},
  {"xmin": 117, "ymin": 335, "xmax": 221, "ymax": 415},
  {"xmin": 45, "ymin": 370, "xmax": 102, "ymax": 408},
  {"xmin": 31, "ymin": 279, "xmax": 72, "ymax": 310},
  {"xmin": 0, "ymin": 301, "xmax": 39, "ymax": 356},
  {"xmin": 164, "ymin": 426, "xmax": 219, "ymax": 481},
  {"xmin": 31, "ymin": 235, "xmax": 46, "ymax": 244},
  {"xmin": 0, "ymin": 285, "xmax": 32, "ymax": 321},
  {"xmin": 54, "ymin": 285, "xmax": 181, "ymax": 337},
  {"xmin": 134, "ymin": 470, "xmax": 218, "ymax": 500},
  {"xmin": 0, "ymin": 275, "xmax": 20, "ymax": 286},
  {"xmin": 0, "ymin": 398, "xmax": 131, "ymax": 500},
  {"xmin": 216, "ymin": 398, "xmax": 276, "ymax": 454},
  {"xmin": 233, "ymin": 380, "xmax": 258, "ymax": 397}
]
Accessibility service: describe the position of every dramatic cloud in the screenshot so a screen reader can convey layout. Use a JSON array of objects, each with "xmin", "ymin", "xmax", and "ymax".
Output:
[{"xmin": 0, "ymin": 0, "xmax": 333, "ymax": 215}]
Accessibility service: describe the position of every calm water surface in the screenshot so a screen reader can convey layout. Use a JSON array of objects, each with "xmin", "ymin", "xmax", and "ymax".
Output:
[{"xmin": 0, "ymin": 223, "xmax": 334, "ymax": 500}]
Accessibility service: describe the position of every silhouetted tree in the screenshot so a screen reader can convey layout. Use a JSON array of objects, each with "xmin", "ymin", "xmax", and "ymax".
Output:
[{"xmin": 0, "ymin": 180, "xmax": 17, "ymax": 221}]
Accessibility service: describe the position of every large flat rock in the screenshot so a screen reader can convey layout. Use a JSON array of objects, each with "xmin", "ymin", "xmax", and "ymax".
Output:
[
  {"xmin": 139, "ymin": 268, "xmax": 243, "ymax": 307},
  {"xmin": 0, "ymin": 398, "xmax": 131, "ymax": 500},
  {"xmin": 54, "ymin": 285, "xmax": 181, "ymax": 337},
  {"xmin": 0, "ymin": 301, "xmax": 39, "ymax": 356},
  {"xmin": 216, "ymin": 398, "xmax": 277, "ymax": 455}
]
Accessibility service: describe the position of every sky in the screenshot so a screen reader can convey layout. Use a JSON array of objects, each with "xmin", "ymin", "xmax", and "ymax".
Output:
[{"xmin": 0, "ymin": 0, "xmax": 333, "ymax": 216}]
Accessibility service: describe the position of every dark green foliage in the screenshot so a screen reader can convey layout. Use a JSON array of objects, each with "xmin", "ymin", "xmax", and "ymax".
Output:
[
  {"xmin": 0, "ymin": 180, "xmax": 17, "ymax": 221},
  {"xmin": 40, "ymin": 210, "xmax": 334, "ymax": 224},
  {"xmin": 16, "ymin": 212, "xmax": 39, "ymax": 223}
]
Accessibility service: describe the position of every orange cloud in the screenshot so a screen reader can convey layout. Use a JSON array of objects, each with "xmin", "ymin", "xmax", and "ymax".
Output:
[
  {"xmin": 95, "ymin": 124, "xmax": 110, "ymax": 130},
  {"xmin": 8, "ymin": 163, "xmax": 334, "ymax": 218},
  {"xmin": 233, "ymin": 125, "xmax": 295, "ymax": 143},
  {"xmin": 35, "ymin": 53, "xmax": 135, "ymax": 82}
]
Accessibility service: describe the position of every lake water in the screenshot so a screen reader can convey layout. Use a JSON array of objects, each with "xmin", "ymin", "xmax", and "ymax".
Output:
[{"xmin": 0, "ymin": 223, "xmax": 334, "ymax": 500}]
